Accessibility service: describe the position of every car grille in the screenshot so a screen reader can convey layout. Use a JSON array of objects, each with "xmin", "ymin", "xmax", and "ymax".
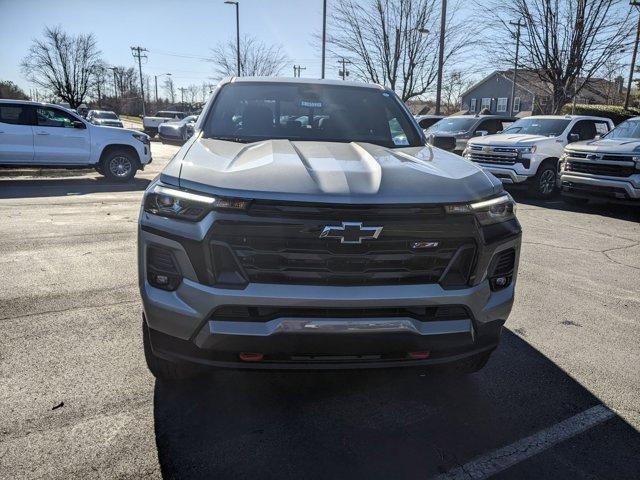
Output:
[
  {"xmin": 566, "ymin": 151, "xmax": 634, "ymax": 162},
  {"xmin": 208, "ymin": 209, "xmax": 477, "ymax": 287},
  {"xmin": 467, "ymin": 145, "xmax": 518, "ymax": 165},
  {"xmin": 565, "ymin": 160, "xmax": 635, "ymax": 178}
]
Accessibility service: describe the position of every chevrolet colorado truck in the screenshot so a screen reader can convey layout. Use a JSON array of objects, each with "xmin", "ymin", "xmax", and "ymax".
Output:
[
  {"xmin": 138, "ymin": 77, "xmax": 522, "ymax": 380},
  {"xmin": 463, "ymin": 115, "xmax": 613, "ymax": 197},
  {"xmin": 560, "ymin": 116, "xmax": 640, "ymax": 204},
  {"xmin": 0, "ymin": 100, "xmax": 151, "ymax": 181}
]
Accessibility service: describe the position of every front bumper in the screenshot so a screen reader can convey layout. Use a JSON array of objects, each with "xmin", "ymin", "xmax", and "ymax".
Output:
[
  {"xmin": 139, "ymin": 211, "xmax": 521, "ymax": 369},
  {"xmin": 560, "ymin": 172, "xmax": 640, "ymax": 203}
]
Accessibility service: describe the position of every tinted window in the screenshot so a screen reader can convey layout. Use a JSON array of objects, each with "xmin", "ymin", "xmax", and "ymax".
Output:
[
  {"xmin": 36, "ymin": 107, "xmax": 78, "ymax": 128},
  {"xmin": 503, "ymin": 118, "xmax": 570, "ymax": 136},
  {"xmin": 156, "ymin": 111, "xmax": 181, "ymax": 118},
  {"xmin": 426, "ymin": 117, "xmax": 477, "ymax": 134},
  {"xmin": 0, "ymin": 105, "xmax": 32, "ymax": 125},
  {"xmin": 477, "ymin": 119, "xmax": 504, "ymax": 135},
  {"xmin": 568, "ymin": 120, "xmax": 597, "ymax": 141},
  {"xmin": 94, "ymin": 111, "xmax": 118, "ymax": 119},
  {"xmin": 202, "ymin": 82, "xmax": 422, "ymax": 148},
  {"xmin": 418, "ymin": 118, "xmax": 441, "ymax": 129},
  {"xmin": 604, "ymin": 119, "xmax": 640, "ymax": 139}
]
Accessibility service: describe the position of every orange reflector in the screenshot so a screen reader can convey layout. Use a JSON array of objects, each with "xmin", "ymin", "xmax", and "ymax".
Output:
[
  {"xmin": 239, "ymin": 352, "xmax": 264, "ymax": 362},
  {"xmin": 408, "ymin": 351, "xmax": 431, "ymax": 360}
]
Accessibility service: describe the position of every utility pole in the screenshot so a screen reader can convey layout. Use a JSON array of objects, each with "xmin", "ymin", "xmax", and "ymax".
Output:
[
  {"xmin": 435, "ymin": 0, "xmax": 447, "ymax": 115},
  {"xmin": 110, "ymin": 67, "xmax": 119, "ymax": 99},
  {"xmin": 225, "ymin": 1, "xmax": 241, "ymax": 76},
  {"xmin": 321, "ymin": 0, "xmax": 327, "ymax": 79},
  {"xmin": 293, "ymin": 65, "xmax": 307, "ymax": 77},
  {"xmin": 625, "ymin": 0, "xmax": 640, "ymax": 110},
  {"xmin": 179, "ymin": 87, "xmax": 187, "ymax": 106},
  {"xmin": 337, "ymin": 58, "xmax": 351, "ymax": 80},
  {"xmin": 509, "ymin": 18, "xmax": 524, "ymax": 117},
  {"xmin": 131, "ymin": 46, "xmax": 148, "ymax": 116}
]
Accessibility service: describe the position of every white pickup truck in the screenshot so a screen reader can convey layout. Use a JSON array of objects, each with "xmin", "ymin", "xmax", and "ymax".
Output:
[
  {"xmin": 0, "ymin": 100, "xmax": 151, "ymax": 181},
  {"xmin": 142, "ymin": 111, "xmax": 187, "ymax": 137},
  {"xmin": 463, "ymin": 115, "xmax": 614, "ymax": 197}
]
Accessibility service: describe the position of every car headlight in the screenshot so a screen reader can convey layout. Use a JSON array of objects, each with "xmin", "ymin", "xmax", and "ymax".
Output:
[
  {"xmin": 516, "ymin": 145, "xmax": 536, "ymax": 155},
  {"xmin": 143, "ymin": 185, "xmax": 249, "ymax": 221},
  {"xmin": 445, "ymin": 194, "xmax": 516, "ymax": 226},
  {"xmin": 132, "ymin": 132, "xmax": 150, "ymax": 145},
  {"xmin": 633, "ymin": 156, "xmax": 640, "ymax": 170}
]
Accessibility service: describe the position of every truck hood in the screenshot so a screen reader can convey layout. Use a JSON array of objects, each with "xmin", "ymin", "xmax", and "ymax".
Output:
[
  {"xmin": 565, "ymin": 138, "xmax": 640, "ymax": 154},
  {"xmin": 163, "ymin": 138, "xmax": 502, "ymax": 204},
  {"xmin": 468, "ymin": 133, "xmax": 555, "ymax": 146}
]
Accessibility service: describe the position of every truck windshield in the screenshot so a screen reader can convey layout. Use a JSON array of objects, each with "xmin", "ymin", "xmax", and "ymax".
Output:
[
  {"xmin": 157, "ymin": 112, "xmax": 180, "ymax": 118},
  {"xmin": 426, "ymin": 117, "xmax": 477, "ymax": 134},
  {"xmin": 202, "ymin": 82, "xmax": 422, "ymax": 148},
  {"xmin": 95, "ymin": 112, "xmax": 118, "ymax": 119},
  {"xmin": 503, "ymin": 118, "xmax": 570, "ymax": 136},
  {"xmin": 604, "ymin": 119, "xmax": 640, "ymax": 139}
]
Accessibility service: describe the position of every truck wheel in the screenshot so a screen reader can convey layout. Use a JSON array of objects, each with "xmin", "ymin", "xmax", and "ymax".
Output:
[
  {"xmin": 142, "ymin": 316, "xmax": 202, "ymax": 381},
  {"xmin": 102, "ymin": 149, "xmax": 138, "ymax": 182},
  {"xmin": 530, "ymin": 162, "xmax": 557, "ymax": 198}
]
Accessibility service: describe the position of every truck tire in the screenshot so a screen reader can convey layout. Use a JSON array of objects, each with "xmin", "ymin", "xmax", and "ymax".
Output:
[
  {"xmin": 142, "ymin": 316, "xmax": 202, "ymax": 381},
  {"xmin": 529, "ymin": 161, "xmax": 557, "ymax": 198},
  {"xmin": 101, "ymin": 148, "xmax": 138, "ymax": 182}
]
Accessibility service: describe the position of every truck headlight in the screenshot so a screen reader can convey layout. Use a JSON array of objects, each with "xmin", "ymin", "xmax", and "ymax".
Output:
[
  {"xmin": 516, "ymin": 145, "xmax": 536, "ymax": 155},
  {"xmin": 445, "ymin": 194, "xmax": 516, "ymax": 226},
  {"xmin": 132, "ymin": 132, "xmax": 150, "ymax": 145},
  {"xmin": 633, "ymin": 156, "xmax": 640, "ymax": 170},
  {"xmin": 143, "ymin": 185, "xmax": 248, "ymax": 221}
]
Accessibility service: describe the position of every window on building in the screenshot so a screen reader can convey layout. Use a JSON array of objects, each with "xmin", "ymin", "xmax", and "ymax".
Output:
[
  {"xmin": 513, "ymin": 97, "xmax": 521, "ymax": 112},
  {"xmin": 469, "ymin": 98, "xmax": 477, "ymax": 112},
  {"xmin": 497, "ymin": 97, "xmax": 508, "ymax": 112},
  {"xmin": 481, "ymin": 98, "xmax": 491, "ymax": 111}
]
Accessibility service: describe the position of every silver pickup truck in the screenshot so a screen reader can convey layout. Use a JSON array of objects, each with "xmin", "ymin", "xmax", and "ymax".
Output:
[
  {"xmin": 142, "ymin": 110, "xmax": 187, "ymax": 137},
  {"xmin": 138, "ymin": 77, "xmax": 522, "ymax": 380}
]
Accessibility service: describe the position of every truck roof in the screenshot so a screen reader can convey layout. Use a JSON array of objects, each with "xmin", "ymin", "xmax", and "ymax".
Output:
[
  {"xmin": 224, "ymin": 76, "xmax": 386, "ymax": 91},
  {"xmin": 522, "ymin": 114, "xmax": 612, "ymax": 121}
]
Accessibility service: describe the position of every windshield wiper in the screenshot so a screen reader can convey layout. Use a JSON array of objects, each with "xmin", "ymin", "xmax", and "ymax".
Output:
[{"xmin": 206, "ymin": 135, "xmax": 252, "ymax": 143}]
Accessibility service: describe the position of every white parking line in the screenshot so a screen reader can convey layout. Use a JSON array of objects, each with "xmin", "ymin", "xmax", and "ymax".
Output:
[{"xmin": 431, "ymin": 404, "xmax": 615, "ymax": 480}]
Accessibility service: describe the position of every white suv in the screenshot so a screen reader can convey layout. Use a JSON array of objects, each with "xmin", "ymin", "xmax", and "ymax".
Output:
[
  {"xmin": 0, "ymin": 100, "xmax": 151, "ymax": 181},
  {"xmin": 463, "ymin": 115, "xmax": 614, "ymax": 197}
]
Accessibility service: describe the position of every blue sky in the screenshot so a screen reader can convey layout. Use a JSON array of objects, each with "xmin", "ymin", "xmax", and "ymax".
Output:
[{"xmin": 0, "ymin": 0, "xmax": 333, "ymax": 92}]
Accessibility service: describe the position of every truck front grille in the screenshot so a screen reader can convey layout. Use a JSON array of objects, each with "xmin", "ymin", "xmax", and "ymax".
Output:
[
  {"xmin": 565, "ymin": 161, "xmax": 635, "ymax": 178},
  {"xmin": 209, "ymin": 212, "xmax": 477, "ymax": 287},
  {"xmin": 467, "ymin": 146, "xmax": 519, "ymax": 165}
]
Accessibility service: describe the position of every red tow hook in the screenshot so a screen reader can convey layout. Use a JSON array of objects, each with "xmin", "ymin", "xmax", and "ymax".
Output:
[
  {"xmin": 239, "ymin": 352, "xmax": 264, "ymax": 362},
  {"xmin": 408, "ymin": 351, "xmax": 431, "ymax": 360}
]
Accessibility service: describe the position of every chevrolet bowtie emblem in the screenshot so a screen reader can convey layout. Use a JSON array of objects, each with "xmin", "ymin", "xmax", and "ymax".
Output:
[{"xmin": 320, "ymin": 222, "xmax": 383, "ymax": 244}]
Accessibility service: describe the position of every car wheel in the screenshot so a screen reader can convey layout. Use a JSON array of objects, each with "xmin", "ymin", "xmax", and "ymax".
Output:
[
  {"xmin": 530, "ymin": 162, "xmax": 557, "ymax": 198},
  {"xmin": 142, "ymin": 316, "xmax": 202, "ymax": 381},
  {"xmin": 94, "ymin": 164, "xmax": 104, "ymax": 175},
  {"xmin": 102, "ymin": 149, "xmax": 138, "ymax": 182}
]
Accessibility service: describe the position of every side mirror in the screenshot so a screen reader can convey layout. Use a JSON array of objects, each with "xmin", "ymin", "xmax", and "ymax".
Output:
[
  {"xmin": 427, "ymin": 134, "xmax": 456, "ymax": 152},
  {"xmin": 73, "ymin": 121, "xmax": 86, "ymax": 129},
  {"xmin": 475, "ymin": 130, "xmax": 489, "ymax": 137},
  {"xmin": 568, "ymin": 133, "xmax": 580, "ymax": 142},
  {"xmin": 594, "ymin": 134, "xmax": 601, "ymax": 140}
]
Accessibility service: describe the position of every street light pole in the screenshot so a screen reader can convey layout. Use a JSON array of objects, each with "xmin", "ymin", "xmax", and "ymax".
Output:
[
  {"xmin": 321, "ymin": 0, "xmax": 327, "ymax": 79},
  {"xmin": 435, "ymin": 0, "xmax": 447, "ymax": 115},
  {"xmin": 225, "ymin": 1, "xmax": 241, "ymax": 76},
  {"xmin": 154, "ymin": 73, "xmax": 171, "ymax": 104},
  {"xmin": 110, "ymin": 67, "xmax": 119, "ymax": 99},
  {"xmin": 625, "ymin": 0, "xmax": 640, "ymax": 110},
  {"xmin": 509, "ymin": 19, "xmax": 524, "ymax": 117}
]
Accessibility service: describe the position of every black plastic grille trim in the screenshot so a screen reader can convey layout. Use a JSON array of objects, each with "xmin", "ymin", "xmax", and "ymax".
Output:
[{"xmin": 565, "ymin": 161, "xmax": 635, "ymax": 178}]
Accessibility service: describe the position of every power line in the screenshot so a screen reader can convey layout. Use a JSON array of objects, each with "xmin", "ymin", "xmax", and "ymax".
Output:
[
  {"xmin": 337, "ymin": 58, "xmax": 351, "ymax": 80},
  {"xmin": 293, "ymin": 65, "xmax": 307, "ymax": 77},
  {"xmin": 131, "ymin": 45, "xmax": 148, "ymax": 116}
]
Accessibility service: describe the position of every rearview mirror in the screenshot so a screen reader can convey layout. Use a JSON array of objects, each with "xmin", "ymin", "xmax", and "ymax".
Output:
[
  {"xmin": 569, "ymin": 133, "xmax": 580, "ymax": 142},
  {"xmin": 73, "ymin": 121, "xmax": 86, "ymax": 129}
]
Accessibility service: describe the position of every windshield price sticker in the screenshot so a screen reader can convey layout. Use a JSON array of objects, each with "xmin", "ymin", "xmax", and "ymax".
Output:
[{"xmin": 300, "ymin": 100, "xmax": 323, "ymax": 109}]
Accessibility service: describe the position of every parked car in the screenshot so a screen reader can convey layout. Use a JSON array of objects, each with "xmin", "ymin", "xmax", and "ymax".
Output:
[
  {"xmin": 559, "ymin": 116, "xmax": 640, "ymax": 205},
  {"xmin": 86, "ymin": 110, "xmax": 124, "ymax": 128},
  {"xmin": 158, "ymin": 115, "xmax": 198, "ymax": 144},
  {"xmin": 143, "ymin": 110, "xmax": 187, "ymax": 137},
  {"xmin": 0, "ymin": 100, "xmax": 151, "ymax": 181},
  {"xmin": 463, "ymin": 115, "xmax": 614, "ymax": 197},
  {"xmin": 415, "ymin": 114, "xmax": 445, "ymax": 131},
  {"xmin": 426, "ymin": 115, "xmax": 516, "ymax": 154},
  {"xmin": 139, "ymin": 77, "xmax": 522, "ymax": 380}
]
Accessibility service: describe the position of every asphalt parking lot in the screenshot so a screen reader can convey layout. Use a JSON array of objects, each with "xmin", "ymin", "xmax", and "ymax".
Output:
[{"xmin": 0, "ymin": 142, "xmax": 639, "ymax": 480}]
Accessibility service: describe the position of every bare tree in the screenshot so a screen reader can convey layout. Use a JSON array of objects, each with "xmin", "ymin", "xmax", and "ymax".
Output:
[
  {"xmin": 489, "ymin": 0, "xmax": 633, "ymax": 113},
  {"xmin": 163, "ymin": 76, "xmax": 176, "ymax": 103},
  {"xmin": 20, "ymin": 26, "xmax": 103, "ymax": 108},
  {"xmin": 441, "ymin": 70, "xmax": 473, "ymax": 113},
  {"xmin": 186, "ymin": 84, "xmax": 200, "ymax": 104},
  {"xmin": 327, "ymin": 0, "xmax": 476, "ymax": 101},
  {"xmin": 209, "ymin": 35, "xmax": 289, "ymax": 78}
]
